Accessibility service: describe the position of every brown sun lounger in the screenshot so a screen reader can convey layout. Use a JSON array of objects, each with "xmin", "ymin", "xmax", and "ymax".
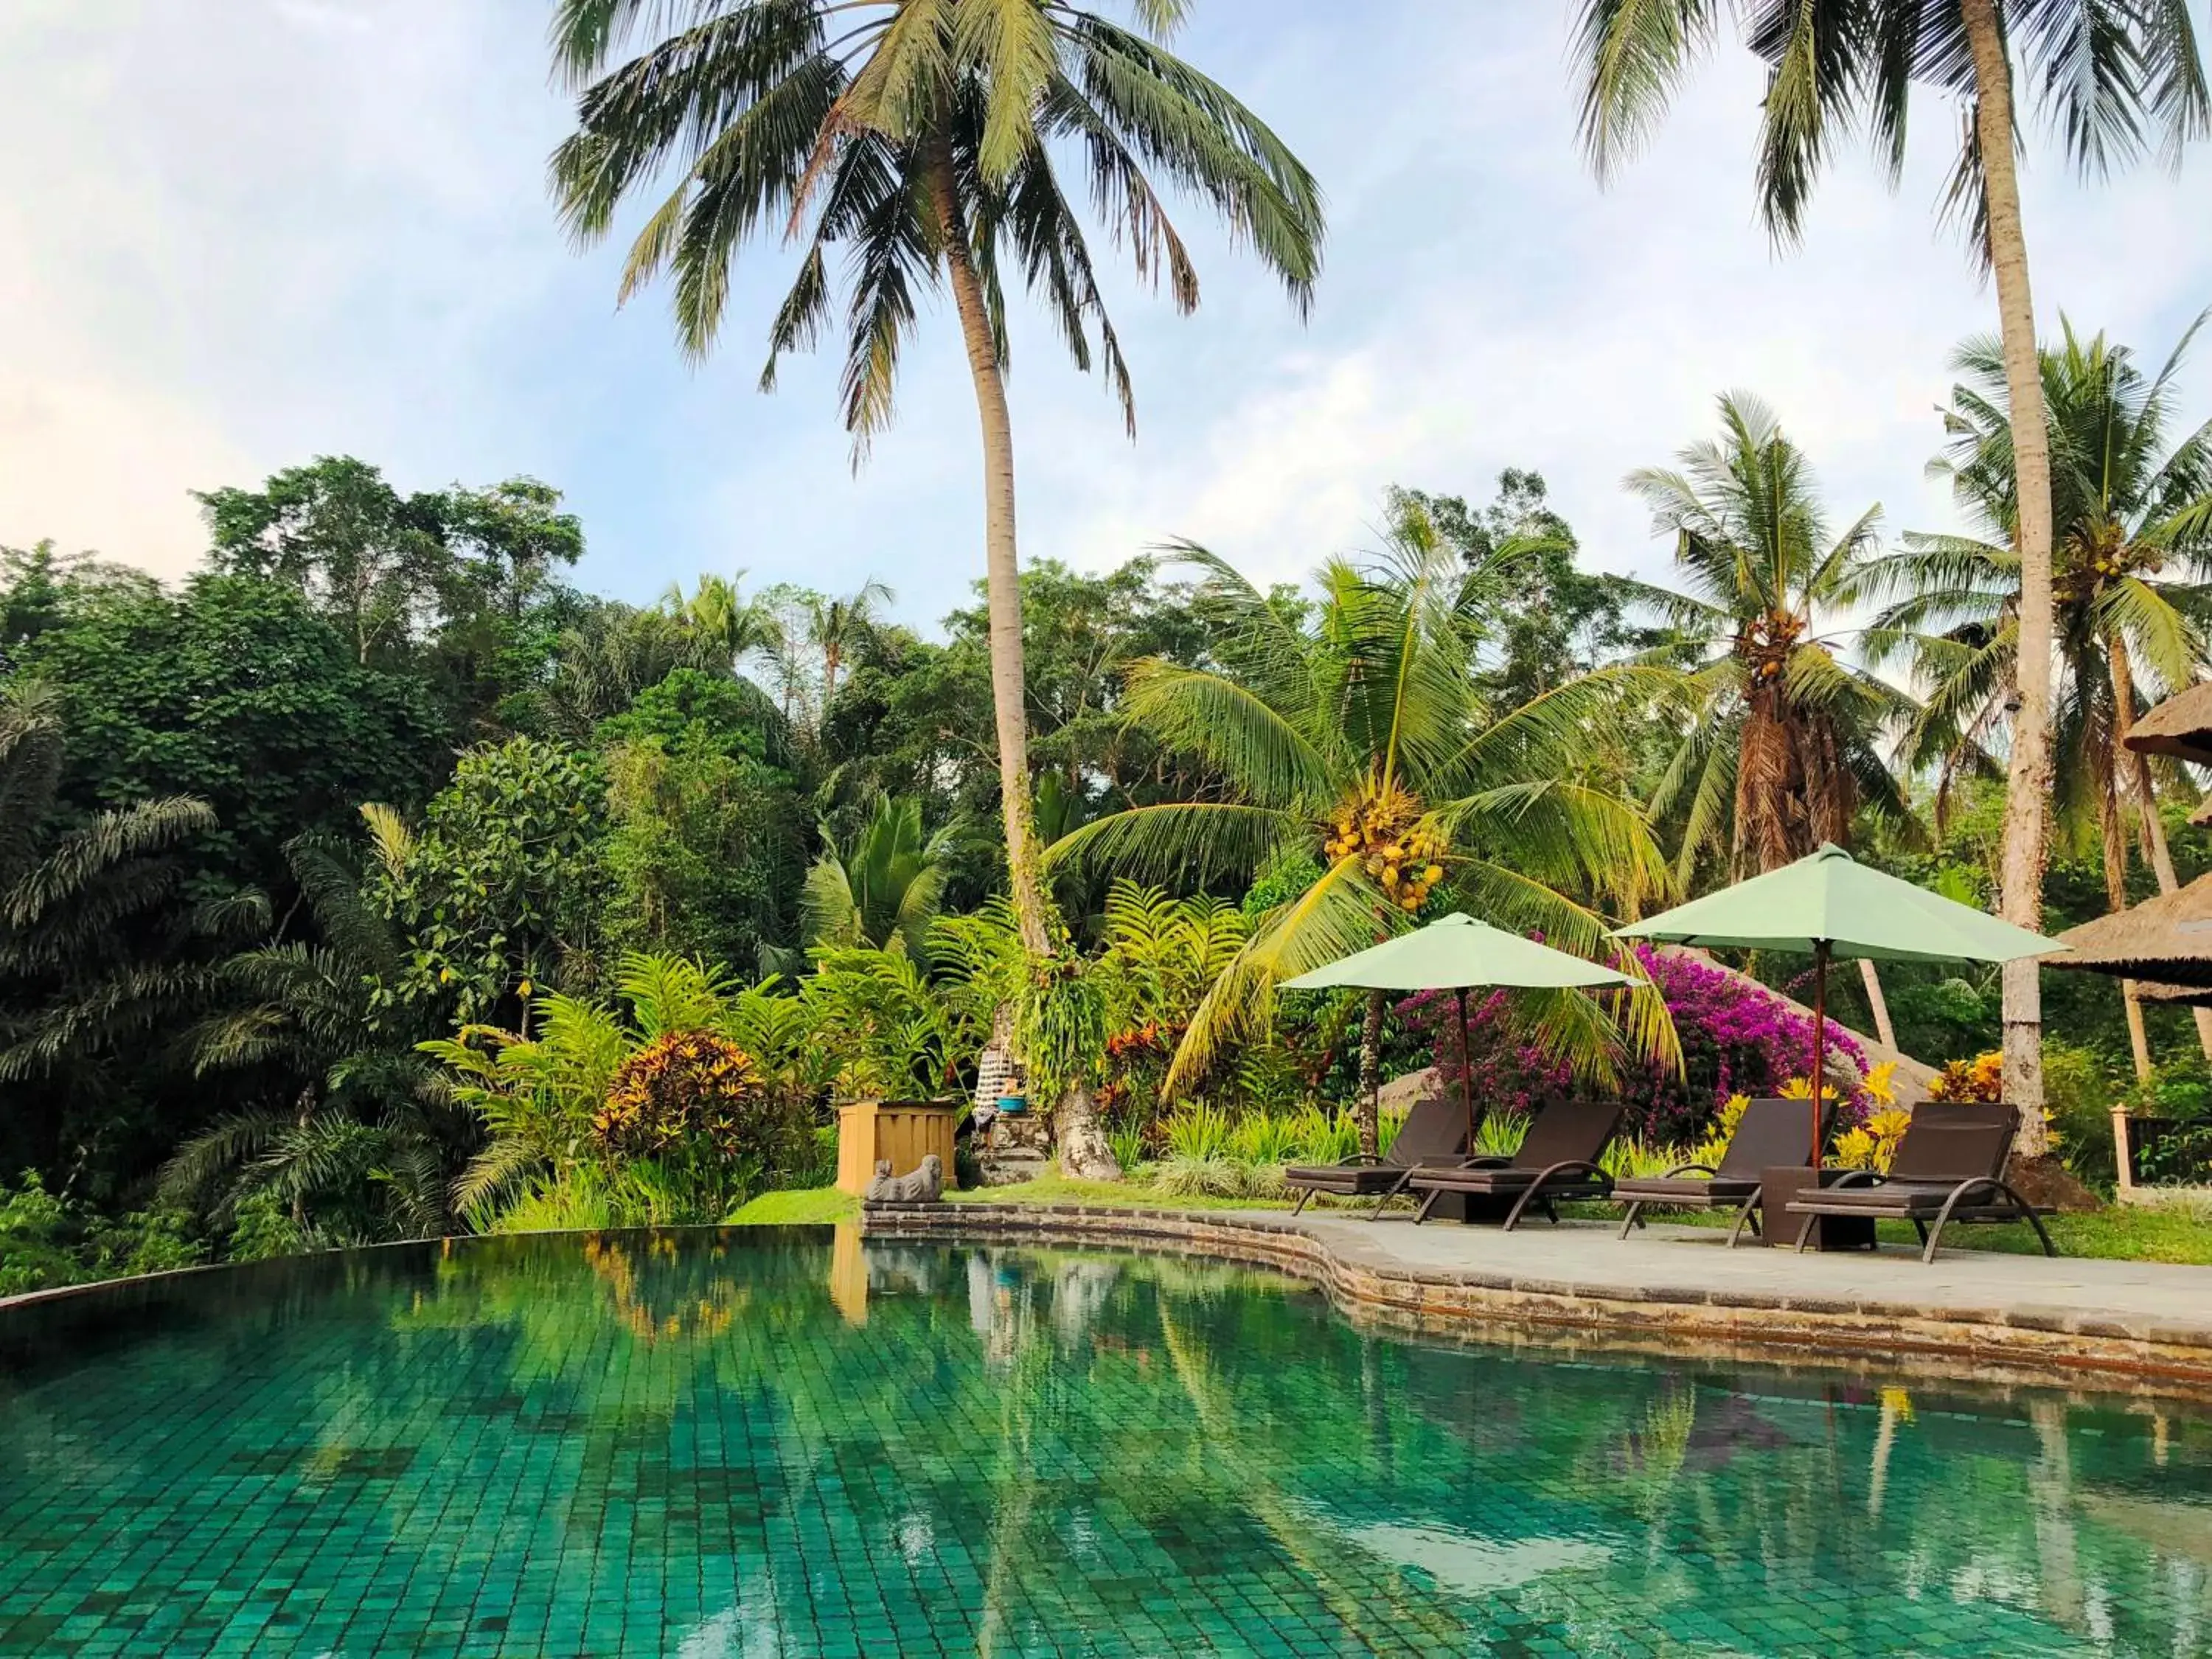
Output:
[
  {"xmin": 1784, "ymin": 1102, "xmax": 2057, "ymax": 1264},
  {"xmin": 1610, "ymin": 1096, "xmax": 1832, "ymax": 1246},
  {"xmin": 1283, "ymin": 1088, "xmax": 1469, "ymax": 1217},
  {"xmin": 1403, "ymin": 1096, "xmax": 1624, "ymax": 1230}
]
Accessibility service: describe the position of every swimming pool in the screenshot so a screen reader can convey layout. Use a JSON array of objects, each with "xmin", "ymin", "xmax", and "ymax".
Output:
[{"xmin": 2, "ymin": 1227, "xmax": 2208, "ymax": 1655}]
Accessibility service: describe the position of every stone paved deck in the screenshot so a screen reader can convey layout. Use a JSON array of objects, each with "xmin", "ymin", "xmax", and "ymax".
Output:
[
  {"xmin": 1312, "ymin": 1211, "xmax": 2212, "ymax": 1332},
  {"xmin": 864, "ymin": 1203, "xmax": 2212, "ymax": 1396}
]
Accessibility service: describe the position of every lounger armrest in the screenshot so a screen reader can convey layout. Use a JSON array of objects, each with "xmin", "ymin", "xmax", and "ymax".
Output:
[
  {"xmin": 1826, "ymin": 1169, "xmax": 1883, "ymax": 1189},
  {"xmin": 1451, "ymin": 1155, "xmax": 1514, "ymax": 1169},
  {"xmin": 1333, "ymin": 1155, "xmax": 1387, "ymax": 1167},
  {"xmin": 1657, "ymin": 1161, "xmax": 1719, "ymax": 1180}
]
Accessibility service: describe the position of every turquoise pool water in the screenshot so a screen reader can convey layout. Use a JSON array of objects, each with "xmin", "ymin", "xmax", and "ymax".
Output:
[{"xmin": 3, "ymin": 1228, "xmax": 2211, "ymax": 1657}]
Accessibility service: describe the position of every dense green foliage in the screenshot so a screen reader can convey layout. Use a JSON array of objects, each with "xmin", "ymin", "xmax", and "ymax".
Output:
[{"xmin": 3, "ymin": 344, "xmax": 2210, "ymax": 1288}]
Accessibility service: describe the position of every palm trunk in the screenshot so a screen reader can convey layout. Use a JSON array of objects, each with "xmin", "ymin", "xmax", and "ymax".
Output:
[
  {"xmin": 927, "ymin": 139, "xmax": 1051, "ymax": 960},
  {"xmin": 1356, "ymin": 989, "xmax": 1385, "ymax": 1160},
  {"xmin": 2110, "ymin": 630, "xmax": 2212, "ymax": 1060},
  {"xmin": 1963, "ymin": 0, "xmax": 2056, "ymax": 1150},
  {"xmin": 2098, "ymin": 755, "xmax": 2157, "ymax": 1083},
  {"xmin": 1855, "ymin": 958, "xmax": 1899, "ymax": 1052},
  {"xmin": 925, "ymin": 139, "xmax": 1113, "ymax": 1179}
]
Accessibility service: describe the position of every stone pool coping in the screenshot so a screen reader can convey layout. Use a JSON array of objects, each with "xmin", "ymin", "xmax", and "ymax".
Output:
[{"xmin": 863, "ymin": 1201, "xmax": 2212, "ymax": 1398}]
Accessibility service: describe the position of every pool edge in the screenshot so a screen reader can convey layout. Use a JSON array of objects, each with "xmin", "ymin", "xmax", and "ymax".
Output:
[{"xmin": 863, "ymin": 1203, "xmax": 2212, "ymax": 1400}]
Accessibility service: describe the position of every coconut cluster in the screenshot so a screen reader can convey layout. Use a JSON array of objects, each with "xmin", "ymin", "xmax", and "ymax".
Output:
[{"xmin": 1322, "ymin": 779, "xmax": 1445, "ymax": 913}]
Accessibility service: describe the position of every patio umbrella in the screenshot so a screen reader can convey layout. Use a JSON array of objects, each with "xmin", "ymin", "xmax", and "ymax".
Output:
[
  {"xmin": 1281, "ymin": 913, "xmax": 1630, "ymax": 1150},
  {"xmin": 1612, "ymin": 844, "xmax": 2066, "ymax": 1168}
]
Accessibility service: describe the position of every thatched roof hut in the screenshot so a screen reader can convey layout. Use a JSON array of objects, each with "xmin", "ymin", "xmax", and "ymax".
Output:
[
  {"xmin": 2124, "ymin": 681, "xmax": 2212, "ymax": 767},
  {"xmin": 2053, "ymin": 873, "xmax": 2212, "ymax": 990}
]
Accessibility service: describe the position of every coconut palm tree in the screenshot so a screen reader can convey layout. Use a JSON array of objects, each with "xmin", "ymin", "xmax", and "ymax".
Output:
[
  {"xmin": 1048, "ymin": 507, "xmax": 1677, "ymax": 1154},
  {"xmin": 802, "ymin": 793, "xmax": 956, "ymax": 959},
  {"xmin": 662, "ymin": 572, "xmax": 782, "ymax": 673},
  {"xmin": 1571, "ymin": 0, "xmax": 2211, "ymax": 1127},
  {"xmin": 807, "ymin": 580, "xmax": 895, "ymax": 711},
  {"xmin": 1864, "ymin": 313, "xmax": 2212, "ymax": 1073},
  {"xmin": 1619, "ymin": 394, "xmax": 1916, "ymax": 1043},
  {"xmin": 549, "ymin": 0, "xmax": 1325, "ymax": 960},
  {"xmin": 1627, "ymin": 393, "xmax": 1912, "ymax": 879}
]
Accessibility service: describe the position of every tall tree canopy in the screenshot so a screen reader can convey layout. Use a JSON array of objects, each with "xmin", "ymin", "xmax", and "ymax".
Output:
[
  {"xmin": 1570, "ymin": 0, "xmax": 2210, "ymax": 1131},
  {"xmin": 546, "ymin": 0, "xmax": 1326, "ymax": 959},
  {"xmin": 1051, "ymin": 507, "xmax": 1677, "ymax": 1150},
  {"xmin": 1621, "ymin": 392, "xmax": 1910, "ymax": 883}
]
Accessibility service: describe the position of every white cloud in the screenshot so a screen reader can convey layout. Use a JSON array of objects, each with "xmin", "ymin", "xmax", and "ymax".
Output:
[{"xmin": 0, "ymin": 1, "xmax": 2205, "ymax": 629}]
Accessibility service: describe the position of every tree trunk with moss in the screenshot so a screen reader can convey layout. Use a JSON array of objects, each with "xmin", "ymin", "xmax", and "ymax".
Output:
[
  {"xmin": 928, "ymin": 139, "xmax": 1051, "ymax": 961},
  {"xmin": 928, "ymin": 139, "xmax": 1115, "ymax": 1181},
  {"xmin": 1962, "ymin": 0, "xmax": 2056, "ymax": 1150},
  {"xmin": 1356, "ymin": 989, "xmax": 1386, "ymax": 1160}
]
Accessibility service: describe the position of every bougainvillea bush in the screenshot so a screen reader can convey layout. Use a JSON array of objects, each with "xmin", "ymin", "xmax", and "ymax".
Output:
[{"xmin": 1404, "ymin": 945, "xmax": 1868, "ymax": 1146}]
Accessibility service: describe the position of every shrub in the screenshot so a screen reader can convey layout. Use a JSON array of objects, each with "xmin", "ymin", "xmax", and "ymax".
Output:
[
  {"xmin": 2044, "ymin": 1041, "xmax": 2118, "ymax": 1189},
  {"xmin": 1161, "ymin": 1102, "xmax": 1232, "ymax": 1163},
  {"xmin": 1616, "ymin": 947, "xmax": 1868, "ymax": 1144},
  {"xmin": 1154, "ymin": 1155, "xmax": 1245, "ymax": 1197},
  {"xmin": 593, "ymin": 1029, "xmax": 796, "ymax": 1216},
  {"xmin": 1282, "ymin": 1103, "xmax": 1359, "ymax": 1166},
  {"xmin": 1401, "ymin": 946, "xmax": 1870, "ymax": 1149},
  {"xmin": 595, "ymin": 1031, "xmax": 765, "ymax": 1161},
  {"xmin": 1927, "ymin": 1051, "xmax": 2004, "ymax": 1103}
]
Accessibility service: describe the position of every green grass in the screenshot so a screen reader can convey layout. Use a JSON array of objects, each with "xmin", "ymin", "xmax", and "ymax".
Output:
[
  {"xmin": 726, "ymin": 1188, "xmax": 858, "ymax": 1226},
  {"xmin": 1929, "ymin": 1207, "xmax": 2212, "ymax": 1265},
  {"xmin": 730, "ymin": 1178, "xmax": 2212, "ymax": 1263},
  {"xmin": 944, "ymin": 1175, "xmax": 1298, "ymax": 1211}
]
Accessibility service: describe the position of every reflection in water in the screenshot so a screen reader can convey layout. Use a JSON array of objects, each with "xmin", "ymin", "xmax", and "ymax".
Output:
[{"xmin": 1, "ymin": 1229, "xmax": 2211, "ymax": 1655}]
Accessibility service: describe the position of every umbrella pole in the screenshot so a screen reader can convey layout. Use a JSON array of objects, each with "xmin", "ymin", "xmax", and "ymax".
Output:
[
  {"xmin": 1455, "ymin": 987, "xmax": 1475, "ymax": 1151},
  {"xmin": 1811, "ymin": 939, "xmax": 1830, "ymax": 1171}
]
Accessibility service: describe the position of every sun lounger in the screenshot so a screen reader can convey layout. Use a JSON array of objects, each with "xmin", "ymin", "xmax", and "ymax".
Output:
[
  {"xmin": 1609, "ymin": 1096, "xmax": 1829, "ymax": 1245},
  {"xmin": 1784, "ymin": 1101, "xmax": 2057, "ymax": 1264},
  {"xmin": 1403, "ymin": 1096, "xmax": 1624, "ymax": 1230},
  {"xmin": 1282, "ymin": 1088, "xmax": 1468, "ymax": 1217}
]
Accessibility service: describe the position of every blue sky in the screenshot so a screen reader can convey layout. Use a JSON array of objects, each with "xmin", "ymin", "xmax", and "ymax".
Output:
[{"xmin": 2, "ymin": 1, "xmax": 2208, "ymax": 639}]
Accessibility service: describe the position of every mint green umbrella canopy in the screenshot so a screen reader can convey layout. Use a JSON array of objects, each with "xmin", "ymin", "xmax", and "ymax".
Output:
[
  {"xmin": 1284, "ymin": 914, "xmax": 1628, "ymax": 1150},
  {"xmin": 1281, "ymin": 913, "xmax": 1632, "ymax": 993},
  {"xmin": 1612, "ymin": 844, "xmax": 2066, "ymax": 1167},
  {"xmin": 1611, "ymin": 843, "xmax": 2067, "ymax": 965}
]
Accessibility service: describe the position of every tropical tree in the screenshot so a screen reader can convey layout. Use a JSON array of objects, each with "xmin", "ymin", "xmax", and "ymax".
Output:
[
  {"xmin": 1619, "ymin": 393, "xmax": 1915, "ymax": 1043},
  {"xmin": 807, "ymin": 580, "xmax": 895, "ymax": 712},
  {"xmin": 661, "ymin": 572, "xmax": 782, "ymax": 674},
  {"xmin": 536, "ymin": 600, "xmax": 732, "ymax": 739},
  {"xmin": 1864, "ymin": 314, "xmax": 2212, "ymax": 1074},
  {"xmin": 164, "ymin": 835, "xmax": 475, "ymax": 1246},
  {"xmin": 1627, "ymin": 393, "xmax": 1908, "ymax": 877},
  {"xmin": 1570, "ymin": 0, "xmax": 2211, "ymax": 1122},
  {"xmin": 0, "ymin": 681, "xmax": 230, "ymax": 1122},
  {"xmin": 546, "ymin": 0, "xmax": 1326, "ymax": 959},
  {"xmin": 1049, "ymin": 508, "xmax": 1677, "ymax": 1154},
  {"xmin": 802, "ymin": 793, "xmax": 956, "ymax": 959}
]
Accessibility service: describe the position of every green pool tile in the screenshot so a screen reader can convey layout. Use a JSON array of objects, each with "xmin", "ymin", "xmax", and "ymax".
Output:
[{"xmin": 4, "ymin": 1231, "xmax": 2212, "ymax": 1654}]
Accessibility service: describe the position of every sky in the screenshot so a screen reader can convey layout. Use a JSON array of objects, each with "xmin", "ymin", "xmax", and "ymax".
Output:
[{"xmin": 2, "ymin": 1, "xmax": 2208, "ymax": 639}]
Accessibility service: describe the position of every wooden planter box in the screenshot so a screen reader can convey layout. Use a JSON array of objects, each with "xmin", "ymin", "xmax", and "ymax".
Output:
[{"xmin": 835, "ymin": 1100, "xmax": 962, "ymax": 1197}]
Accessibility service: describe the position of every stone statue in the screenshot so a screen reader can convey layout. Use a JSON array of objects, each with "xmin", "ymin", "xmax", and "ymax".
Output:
[{"xmin": 865, "ymin": 1153, "xmax": 944, "ymax": 1204}]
